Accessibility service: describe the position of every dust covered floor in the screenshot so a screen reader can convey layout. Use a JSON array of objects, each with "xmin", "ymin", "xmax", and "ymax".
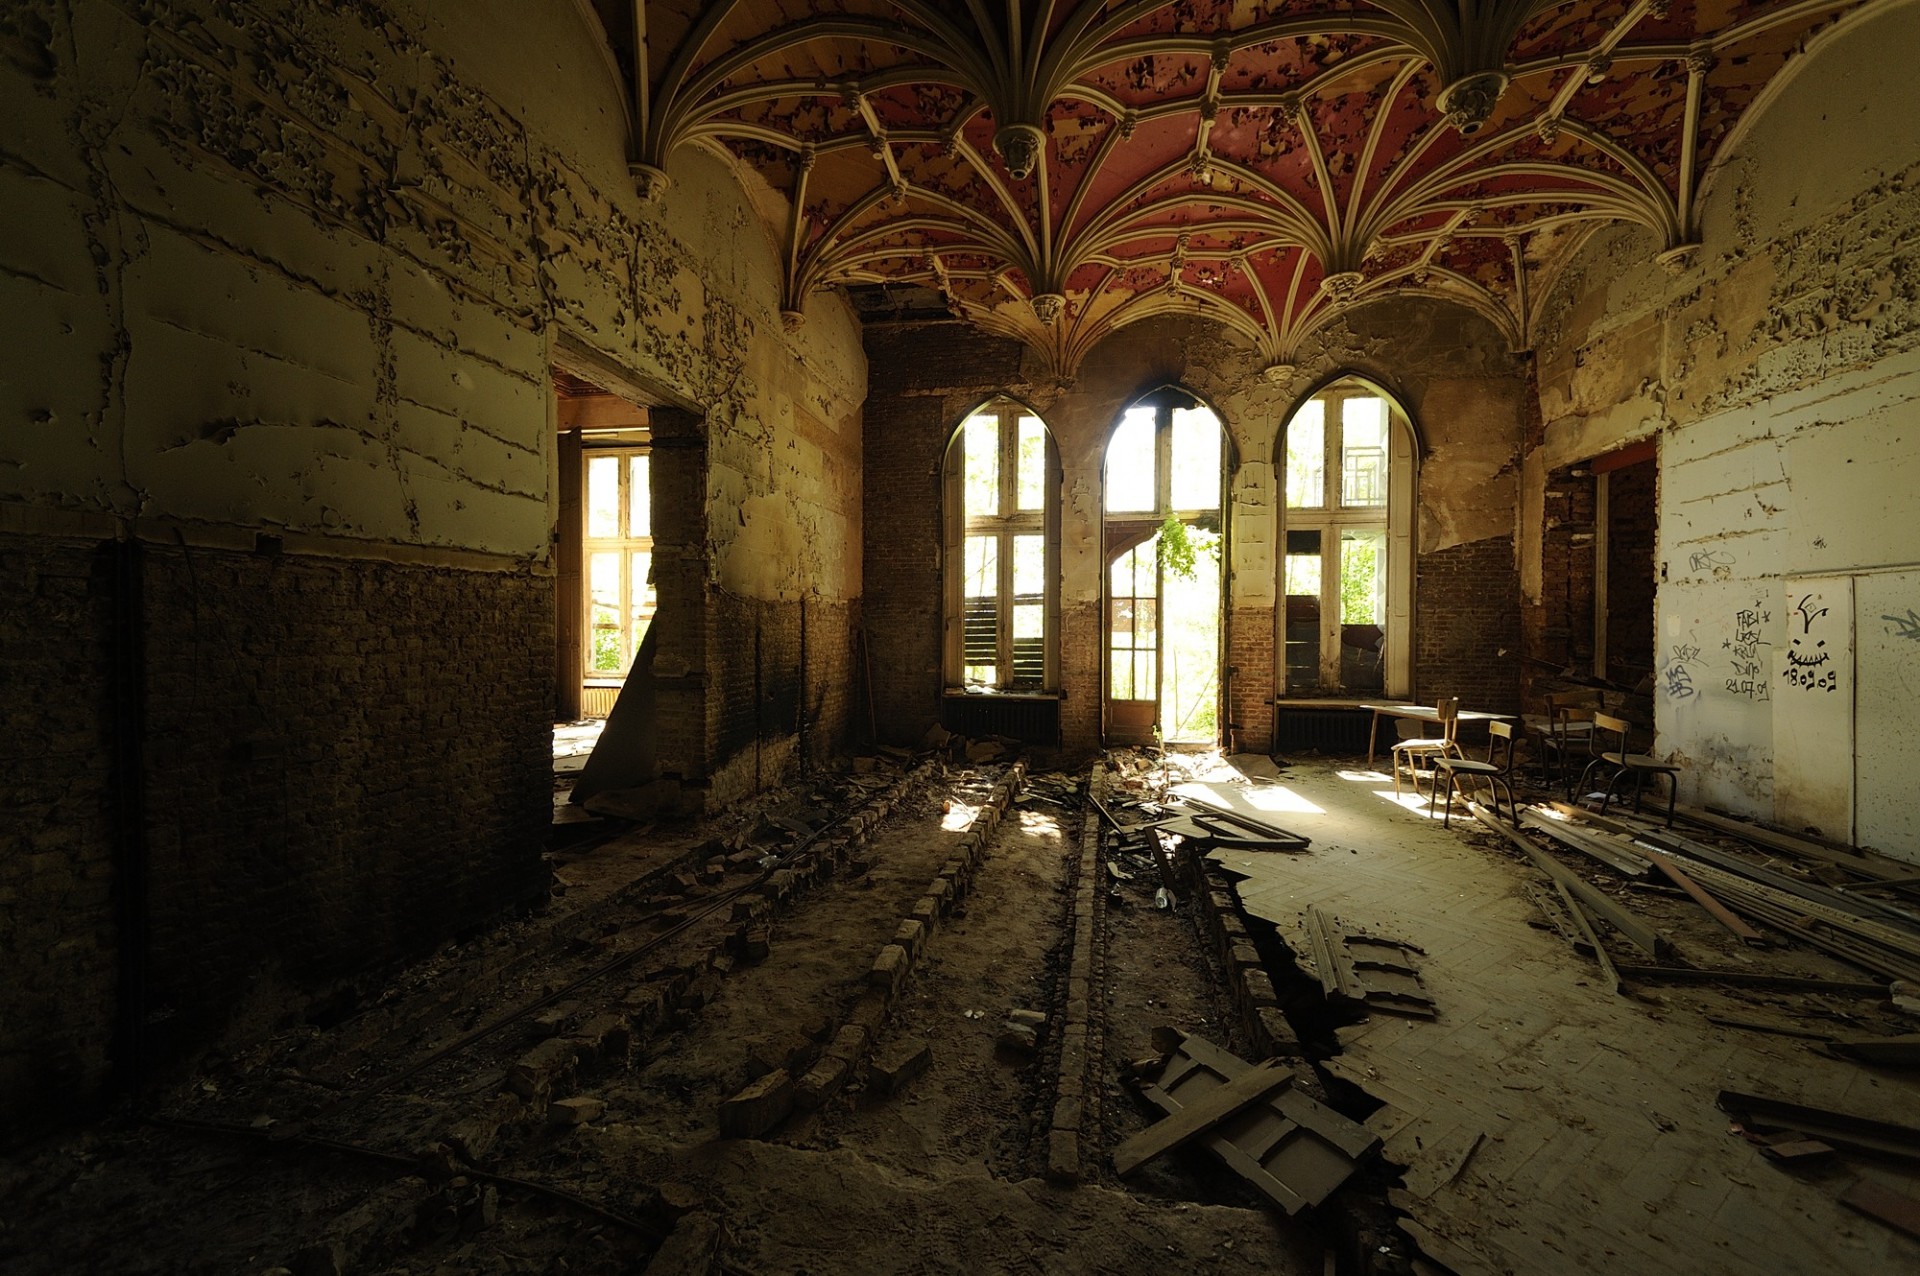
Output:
[
  {"xmin": 0, "ymin": 755, "xmax": 1321, "ymax": 1276},
  {"xmin": 9, "ymin": 749, "xmax": 1916, "ymax": 1275}
]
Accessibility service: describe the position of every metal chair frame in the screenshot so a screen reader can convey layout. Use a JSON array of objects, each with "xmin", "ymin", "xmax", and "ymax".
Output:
[
  {"xmin": 1575, "ymin": 712, "xmax": 1681, "ymax": 826},
  {"xmin": 1435, "ymin": 720, "xmax": 1517, "ymax": 827}
]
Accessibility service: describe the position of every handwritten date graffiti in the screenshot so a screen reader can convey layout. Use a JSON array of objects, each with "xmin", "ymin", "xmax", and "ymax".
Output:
[{"xmin": 1723, "ymin": 604, "xmax": 1770, "ymax": 700}]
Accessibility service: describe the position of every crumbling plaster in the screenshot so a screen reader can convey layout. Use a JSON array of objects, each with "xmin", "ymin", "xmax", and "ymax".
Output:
[
  {"xmin": 0, "ymin": 0, "xmax": 864, "ymax": 599},
  {"xmin": 1521, "ymin": 0, "xmax": 1920, "ymax": 844}
]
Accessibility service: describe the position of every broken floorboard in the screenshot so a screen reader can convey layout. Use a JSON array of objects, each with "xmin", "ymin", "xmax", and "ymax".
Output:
[
  {"xmin": 1303, "ymin": 907, "xmax": 1436, "ymax": 1019},
  {"xmin": 1138, "ymin": 1031, "xmax": 1377, "ymax": 1215}
]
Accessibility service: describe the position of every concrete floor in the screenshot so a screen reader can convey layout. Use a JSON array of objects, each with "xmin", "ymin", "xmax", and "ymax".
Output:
[{"xmin": 1200, "ymin": 760, "xmax": 1920, "ymax": 1275}]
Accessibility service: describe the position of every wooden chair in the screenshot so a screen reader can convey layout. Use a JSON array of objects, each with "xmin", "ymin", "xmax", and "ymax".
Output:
[
  {"xmin": 1575, "ymin": 712, "xmax": 1681, "ymax": 826},
  {"xmin": 1391, "ymin": 697, "xmax": 1461, "ymax": 803},
  {"xmin": 1532, "ymin": 691, "xmax": 1605, "ymax": 796},
  {"xmin": 1434, "ymin": 720, "xmax": 1517, "ymax": 828}
]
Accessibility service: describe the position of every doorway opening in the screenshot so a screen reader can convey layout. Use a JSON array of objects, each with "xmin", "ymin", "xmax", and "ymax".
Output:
[{"xmin": 1102, "ymin": 388, "xmax": 1228, "ymax": 746}]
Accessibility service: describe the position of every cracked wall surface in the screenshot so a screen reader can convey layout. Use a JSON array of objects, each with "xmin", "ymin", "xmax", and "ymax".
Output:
[
  {"xmin": 1523, "ymin": 2, "xmax": 1920, "ymax": 857},
  {"xmin": 0, "ymin": 0, "xmax": 866, "ymax": 1126}
]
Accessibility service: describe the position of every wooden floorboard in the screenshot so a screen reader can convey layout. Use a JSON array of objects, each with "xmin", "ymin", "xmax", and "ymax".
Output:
[{"xmin": 1212, "ymin": 761, "xmax": 1920, "ymax": 1276}]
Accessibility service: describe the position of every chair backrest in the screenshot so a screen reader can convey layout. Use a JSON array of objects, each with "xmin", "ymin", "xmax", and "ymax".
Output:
[
  {"xmin": 1433, "ymin": 695, "xmax": 1460, "ymax": 740},
  {"xmin": 1593, "ymin": 712, "xmax": 1631, "ymax": 751},
  {"xmin": 1486, "ymin": 719, "xmax": 1516, "ymax": 771},
  {"xmin": 1394, "ymin": 717, "xmax": 1430, "ymax": 742}
]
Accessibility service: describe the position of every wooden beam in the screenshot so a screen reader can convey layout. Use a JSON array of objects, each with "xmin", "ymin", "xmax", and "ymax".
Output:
[
  {"xmin": 1472, "ymin": 804, "xmax": 1670, "ymax": 958},
  {"xmin": 1113, "ymin": 1060, "xmax": 1294, "ymax": 1177}
]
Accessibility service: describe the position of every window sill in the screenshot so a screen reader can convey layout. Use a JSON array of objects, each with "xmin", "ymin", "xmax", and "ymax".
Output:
[{"xmin": 943, "ymin": 688, "xmax": 1061, "ymax": 701}]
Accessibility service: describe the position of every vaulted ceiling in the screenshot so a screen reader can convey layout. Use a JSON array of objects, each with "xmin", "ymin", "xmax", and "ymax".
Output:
[{"xmin": 585, "ymin": 1, "xmax": 1879, "ymax": 377}]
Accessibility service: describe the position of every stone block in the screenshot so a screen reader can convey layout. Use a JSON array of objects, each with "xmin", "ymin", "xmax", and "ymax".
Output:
[
  {"xmin": 718, "ymin": 1069, "xmax": 793, "ymax": 1139},
  {"xmin": 504, "ymin": 1038, "xmax": 579, "ymax": 1102},
  {"xmin": 548, "ymin": 1096, "xmax": 606, "ymax": 1127},
  {"xmin": 825, "ymin": 1022, "xmax": 871, "ymax": 1065},
  {"xmin": 892, "ymin": 918, "xmax": 926, "ymax": 959},
  {"xmin": 870, "ymin": 1040, "xmax": 931, "ymax": 1095},
  {"xmin": 869, "ymin": 944, "xmax": 909, "ymax": 996},
  {"xmin": 794, "ymin": 1055, "xmax": 849, "ymax": 1109},
  {"xmin": 1045, "ymin": 1128, "xmax": 1080, "ymax": 1183}
]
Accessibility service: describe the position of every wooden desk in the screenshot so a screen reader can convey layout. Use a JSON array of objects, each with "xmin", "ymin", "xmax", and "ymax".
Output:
[{"xmin": 1360, "ymin": 703, "xmax": 1517, "ymax": 767}]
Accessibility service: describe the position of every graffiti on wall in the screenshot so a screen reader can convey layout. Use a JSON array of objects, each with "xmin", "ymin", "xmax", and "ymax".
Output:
[
  {"xmin": 1782, "ymin": 593, "xmax": 1839, "ymax": 692},
  {"xmin": 1723, "ymin": 601, "xmax": 1771, "ymax": 700},
  {"xmin": 1662, "ymin": 637, "xmax": 1703, "ymax": 700}
]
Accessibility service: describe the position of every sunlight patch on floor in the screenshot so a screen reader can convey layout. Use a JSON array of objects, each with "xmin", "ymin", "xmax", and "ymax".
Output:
[{"xmin": 1336, "ymin": 769, "xmax": 1392, "ymax": 784}]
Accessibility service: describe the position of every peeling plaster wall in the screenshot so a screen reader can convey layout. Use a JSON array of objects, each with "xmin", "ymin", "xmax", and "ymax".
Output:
[
  {"xmin": 0, "ymin": 0, "xmax": 865, "ymax": 1123},
  {"xmin": 862, "ymin": 299, "xmax": 1528, "ymax": 751},
  {"xmin": 1525, "ymin": 2, "xmax": 1920, "ymax": 855}
]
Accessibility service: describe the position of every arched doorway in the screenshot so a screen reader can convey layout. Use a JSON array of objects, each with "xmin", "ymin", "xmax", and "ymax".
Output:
[{"xmin": 1102, "ymin": 387, "xmax": 1230, "ymax": 745}]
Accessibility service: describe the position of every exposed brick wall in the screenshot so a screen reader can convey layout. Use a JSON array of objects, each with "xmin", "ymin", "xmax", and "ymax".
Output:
[
  {"xmin": 1059, "ymin": 601, "xmax": 1101, "ymax": 752},
  {"xmin": 860, "ymin": 378, "xmax": 947, "ymax": 746},
  {"xmin": 1227, "ymin": 607, "xmax": 1276, "ymax": 753},
  {"xmin": 1605, "ymin": 460, "xmax": 1657, "ymax": 687},
  {"xmin": 0, "ymin": 533, "xmax": 117, "ymax": 1136},
  {"xmin": 1522, "ymin": 461, "xmax": 1597, "ymax": 712},
  {"xmin": 139, "ymin": 546, "xmax": 552, "ymax": 1058},
  {"xmin": 1416, "ymin": 535, "xmax": 1522, "ymax": 712}
]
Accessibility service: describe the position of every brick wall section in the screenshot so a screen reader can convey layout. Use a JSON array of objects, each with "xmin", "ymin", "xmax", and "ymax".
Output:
[
  {"xmin": 1227, "ymin": 607, "xmax": 1275, "ymax": 753},
  {"xmin": 139, "ymin": 546, "xmax": 552, "ymax": 1056},
  {"xmin": 1416, "ymin": 535, "xmax": 1522, "ymax": 712},
  {"xmin": 1605, "ymin": 460, "xmax": 1657, "ymax": 686},
  {"xmin": 0, "ymin": 533, "xmax": 117, "ymax": 1135},
  {"xmin": 1059, "ymin": 601, "xmax": 1101, "ymax": 751},
  {"xmin": 1522, "ymin": 462, "xmax": 1597, "ymax": 712},
  {"xmin": 862, "ymin": 331, "xmax": 965, "ymax": 745}
]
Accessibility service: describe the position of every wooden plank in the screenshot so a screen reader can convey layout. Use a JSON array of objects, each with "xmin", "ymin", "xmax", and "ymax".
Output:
[
  {"xmin": 1675, "ymin": 805, "xmax": 1908, "ymax": 880},
  {"xmin": 1636, "ymin": 844, "xmax": 1767, "ymax": 943},
  {"xmin": 1113, "ymin": 1061, "xmax": 1294, "ymax": 1176},
  {"xmin": 1841, "ymin": 1178, "xmax": 1920, "ymax": 1240},
  {"xmin": 1472, "ymin": 805, "xmax": 1670, "ymax": 959},
  {"xmin": 1521, "ymin": 810, "xmax": 1651, "ymax": 876},
  {"xmin": 1555, "ymin": 879, "xmax": 1623, "ymax": 995},
  {"xmin": 1613, "ymin": 965, "xmax": 1888, "ymax": 996},
  {"xmin": 1142, "ymin": 1033, "xmax": 1378, "ymax": 1215}
]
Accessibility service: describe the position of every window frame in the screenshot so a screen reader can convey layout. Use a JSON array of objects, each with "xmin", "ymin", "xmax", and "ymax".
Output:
[
  {"xmin": 942, "ymin": 401, "xmax": 1062, "ymax": 693},
  {"xmin": 1277, "ymin": 380, "xmax": 1415, "ymax": 699},
  {"xmin": 582, "ymin": 445, "xmax": 657, "ymax": 681}
]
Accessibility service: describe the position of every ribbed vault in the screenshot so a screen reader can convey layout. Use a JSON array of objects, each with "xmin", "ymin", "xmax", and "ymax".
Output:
[{"xmin": 583, "ymin": 1, "xmax": 1884, "ymax": 378}]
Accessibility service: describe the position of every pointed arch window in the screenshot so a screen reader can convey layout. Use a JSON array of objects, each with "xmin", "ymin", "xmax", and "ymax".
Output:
[
  {"xmin": 943, "ymin": 400, "xmax": 1061, "ymax": 690},
  {"xmin": 1279, "ymin": 381, "xmax": 1415, "ymax": 697}
]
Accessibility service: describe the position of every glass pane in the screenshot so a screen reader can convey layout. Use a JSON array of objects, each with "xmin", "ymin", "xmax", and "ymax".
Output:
[
  {"xmin": 1283, "ymin": 530, "xmax": 1321, "ymax": 692},
  {"xmin": 1284, "ymin": 400, "xmax": 1325, "ymax": 509},
  {"xmin": 1134, "ymin": 598, "xmax": 1157, "ymax": 645},
  {"xmin": 1111, "ymin": 647, "xmax": 1134, "ymax": 699},
  {"xmin": 963, "ymin": 415, "xmax": 999, "ymax": 518},
  {"xmin": 587, "ymin": 455, "xmax": 619, "ymax": 538},
  {"xmin": 964, "ymin": 535, "xmax": 998, "ymax": 599},
  {"xmin": 1170, "ymin": 407, "xmax": 1221, "ymax": 511},
  {"xmin": 1013, "ymin": 602, "xmax": 1043, "ymax": 639},
  {"xmin": 1012, "ymin": 535, "xmax": 1044, "ymax": 598},
  {"xmin": 1017, "ymin": 416, "xmax": 1046, "ymax": 511},
  {"xmin": 1339, "ymin": 530, "xmax": 1384, "ymax": 626},
  {"xmin": 589, "ymin": 551, "xmax": 622, "ymax": 673},
  {"xmin": 1111, "ymin": 598, "xmax": 1134, "ymax": 644},
  {"xmin": 1105, "ymin": 407, "xmax": 1156, "ymax": 512},
  {"xmin": 1134, "ymin": 651, "xmax": 1156, "ymax": 698},
  {"xmin": 628, "ymin": 454, "xmax": 652, "ymax": 537},
  {"xmin": 1341, "ymin": 397, "xmax": 1389, "ymax": 507},
  {"xmin": 1339, "ymin": 529, "xmax": 1386, "ymax": 692},
  {"xmin": 589, "ymin": 551, "xmax": 620, "ymax": 606}
]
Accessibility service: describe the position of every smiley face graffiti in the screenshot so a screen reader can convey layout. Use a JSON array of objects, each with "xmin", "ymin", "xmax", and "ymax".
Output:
[{"xmin": 1783, "ymin": 593, "xmax": 1838, "ymax": 693}]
